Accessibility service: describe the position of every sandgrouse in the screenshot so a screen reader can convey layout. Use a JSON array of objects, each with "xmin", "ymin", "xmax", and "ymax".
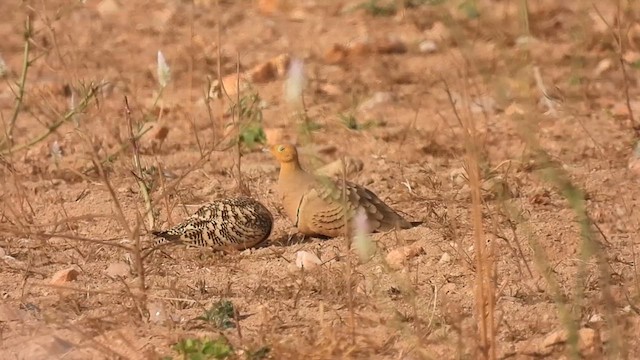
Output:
[
  {"xmin": 269, "ymin": 144, "xmax": 414, "ymax": 238},
  {"xmin": 152, "ymin": 197, "xmax": 273, "ymax": 251}
]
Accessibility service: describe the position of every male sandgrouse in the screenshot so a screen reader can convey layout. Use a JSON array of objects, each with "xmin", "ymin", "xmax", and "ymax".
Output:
[
  {"xmin": 152, "ymin": 197, "xmax": 273, "ymax": 251},
  {"xmin": 268, "ymin": 144, "xmax": 415, "ymax": 238}
]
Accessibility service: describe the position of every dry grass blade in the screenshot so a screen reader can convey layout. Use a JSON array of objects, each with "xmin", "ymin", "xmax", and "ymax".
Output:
[
  {"xmin": 592, "ymin": 3, "xmax": 639, "ymax": 138},
  {"xmin": 443, "ymin": 79, "xmax": 496, "ymax": 359},
  {"xmin": 3, "ymin": 16, "xmax": 32, "ymax": 148}
]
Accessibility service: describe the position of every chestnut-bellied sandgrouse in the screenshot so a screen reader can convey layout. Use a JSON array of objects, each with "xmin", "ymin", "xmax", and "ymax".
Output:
[
  {"xmin": 268, "ymin": 144, "xmax": 415, "ymax": 238},
  {"xmin": 152, "ymin": 197, "xmax": 273, "ymax": 251}
]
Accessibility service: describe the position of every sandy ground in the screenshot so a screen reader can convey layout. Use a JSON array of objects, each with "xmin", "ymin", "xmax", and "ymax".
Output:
[{"xmin": 1, "ymin": 0, "xmax": 639, "ymax": 359}]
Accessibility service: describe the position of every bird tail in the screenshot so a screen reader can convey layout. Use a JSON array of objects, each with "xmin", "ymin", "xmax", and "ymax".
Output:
[{"xmin": 151, "ymin": 230, "xmax": 182, "ymax": 247}]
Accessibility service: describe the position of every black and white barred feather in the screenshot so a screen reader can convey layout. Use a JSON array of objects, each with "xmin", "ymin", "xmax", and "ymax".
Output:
[{"xmin": 152, "ymin": 197, "xmax": 273, "ymax": 251}]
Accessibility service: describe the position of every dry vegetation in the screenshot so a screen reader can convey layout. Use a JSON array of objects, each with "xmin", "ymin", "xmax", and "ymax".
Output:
[{"xmin": 1, "ymin": 0, "xmax": 640, "ymax": 359}]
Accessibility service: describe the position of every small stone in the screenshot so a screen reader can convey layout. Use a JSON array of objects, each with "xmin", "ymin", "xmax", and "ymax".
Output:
[
  {"xmin": 105, "ymin": 262, "xmax": 130, "ymax": 278},
  {"xmin": 257, "ymin": 0, "xmax": 280, "ymax": 15},
  {"xmin": 295, "ymin": 251, "xmax": 322, "ymax": 270},
  {"xmin": 515, "ymin": 35, "xmax": 536, "ymax": 46},
  {"xmin": 593, "ymin": 58, "xmax": 612, "ymax": 77},
  {"xmin": 418, "ymin": 40, "xmax": 438, "ymax": 54},
  {"xmin": 97, "ymin": 0, "xmax": 121, "ymax": 17},
  {"xmin": 628, "ymin": 141, "xmax": 640, "ymax": 175},
  {"xmin": 50, "ymin": 268, "xmax": 80, "ymax": 285},
  {"xmin": 147, "ymin": 302, "xmax": 168, "ymax": 324},
  {"xmin": 588, "ymin": 313, "xmax": 603, "ymax": 323},
  {"xmin": 623, "ymin": 50, "xmax": 640, "ymax": 65},
  {"xmin": 324, "ymin": 44, "xmax": 349, "ymax": 65},
  {"xmin": 385, "ymin": 244, "xmax": 424, "ymax": 270},
  {"xmin": 375, "ymin": 38, "xmax": 407, "ymax": 54},
  {"xmin": 438, "ymin": 252, "xmax": 451, "ymax": 264},
  {"xmin": 358, "ymin": 92, "xmax": 394, "ymax": 112},
  {"xmin": 289, "ymin": 8, "xmax": 308, "ymax": 21},
  {"xmin": 318, "ymin": 83, "xmax": 343, "ymax": 96},
  {"xmin": 505, "ymin": 102, "xmax": 525, "ymax": 115},
  {"xmin": 611, "ymin": 102, "xmax": 630, "ymax": 119},
  {"xmin": 248, "ymin": 61, "xmax": 277, "ymax": 83},
  {"xmin": 271, "ymin": 53, "xmax": 291, "ymax": 77},
  {"xmin": 449, "ymin": 167, "xmax": 467, "ymax": 186},
  {"xmin": 524, "ymin": 328, "xmax": 601, "ymax": 357},
  {"xmin": 117, "ymin": 186, "xmax": 133, "ymax": 194}
]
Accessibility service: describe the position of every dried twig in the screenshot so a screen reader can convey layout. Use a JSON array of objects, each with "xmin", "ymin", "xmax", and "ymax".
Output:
[
  {"xmin": 1, "ymin": 83, "xmax": 99, "ymax": 156},
  {"xmin": 234, "ymin": 52, "xmax": 247, "ymax": 195},
  {"xmin": 593, "ymin": 4, "xmax": 639, "ymax": 138},
  {"xmin": 125, "ymin": 96, "xmax": 154, "ymax": 230}
]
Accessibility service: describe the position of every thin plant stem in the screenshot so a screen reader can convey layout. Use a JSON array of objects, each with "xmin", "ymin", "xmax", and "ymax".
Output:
[{"xmin": 4, "ymin": 17, "xmax": 32, "ymax": 147}]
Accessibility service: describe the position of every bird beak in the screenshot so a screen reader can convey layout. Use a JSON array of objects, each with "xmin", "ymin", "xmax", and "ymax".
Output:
[{"xmin": 263, "ymin": 144, "xmax": 278, "ymax": 156}]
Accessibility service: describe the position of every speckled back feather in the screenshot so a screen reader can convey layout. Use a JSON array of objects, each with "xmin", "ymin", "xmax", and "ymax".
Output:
[
  {"xmin": 297, "ymin": 177, "xmax": 412, "ymax": 238},
  {"xmin": 152, "ymin": 197, "xmax": 273, "ymax": 251}
]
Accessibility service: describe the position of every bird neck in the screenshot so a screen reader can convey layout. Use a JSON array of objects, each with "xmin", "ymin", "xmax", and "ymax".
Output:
[{"xmin": 279, "ymin": 160, "xmax": 303, "ymax": 178}]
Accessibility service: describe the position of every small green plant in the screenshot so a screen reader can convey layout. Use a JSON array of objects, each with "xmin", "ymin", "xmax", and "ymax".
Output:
[
  {"xmin": 231, "ymin": 91, "xmax": 267, "ymax": 150},
  {"xmin": 404, "ymin": 0, "xmax": 444, "ymax": 7},
  {"xmin": 196, "ymin": 300, "xmax": 236, "ymax": 329},
  {"xmin": 357, "ymin": 0, "xmax": 397, "ymax": 16},
  {"xmin": 246, "ymin": 346, "xmax": 270, "ymax": 360},
  {"xmin": 459, "ymin": 0, "xmax": 480, "ymax": 18},
  {"xmin": 338, "ymin": 113, "xmax": 379, "ymax": 131},
  {"xmin": 296, "ymin": 113, "xmax": 322, "ymax": 143},
  {"xmin": 172, "ymin": 337, "xmax": 233, "ymax": 360},
  {"xmin": 340, "ymin": 113, "xmax": 359, "ymax": 130},
  {"xmin": 239, "ymin": 122, "xmax": 266, "ymax": 150},
  {"xmin": 235, "ymin": 92, "xmax": 262, "ymax": 124}
]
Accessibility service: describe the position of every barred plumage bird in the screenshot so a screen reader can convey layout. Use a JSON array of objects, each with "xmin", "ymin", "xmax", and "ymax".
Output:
[{"xmin": 152, "ymin": 197, "xmax": 274, "ymax": 251}]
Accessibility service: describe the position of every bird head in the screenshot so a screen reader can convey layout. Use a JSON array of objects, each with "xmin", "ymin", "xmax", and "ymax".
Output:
[{"xmin": 268, "ymin": 144, "xmax": 299, "ymax": 164}]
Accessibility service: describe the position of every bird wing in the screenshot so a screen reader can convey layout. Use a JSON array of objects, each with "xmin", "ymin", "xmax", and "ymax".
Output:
[{"xmin": 297, "ymin": 177, "xmax": 411, "ymax": 237}]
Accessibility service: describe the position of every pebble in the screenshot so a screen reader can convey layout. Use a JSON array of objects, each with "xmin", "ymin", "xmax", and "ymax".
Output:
[
  {"xmin": 295, "ymin": 251, "xmax": 322, "ymax": 270},
  {"xmin": 418, "ymin": 40, "xmax": 438, "ymax": 54},
  {"xmin": 385, "ymin": 244, "xmax": 424, "ymax": 269},
  {"xmin": 50, "ymin": 268, "xmax": 80, "ymax": 285}
]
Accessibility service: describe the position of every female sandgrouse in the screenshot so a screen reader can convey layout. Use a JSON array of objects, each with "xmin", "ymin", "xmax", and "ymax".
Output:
[
  {"xmin": 152, "ymin": 197, "xmax": 273, "ymax": 251},
  {"xmin": 268, "ymin": 144, "xmax": 415, "ymax": 238}
]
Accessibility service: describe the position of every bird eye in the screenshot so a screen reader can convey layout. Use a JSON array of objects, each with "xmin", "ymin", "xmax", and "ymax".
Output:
[{"xmin": 278, "ymin": 145, "xmax": 285, "ymax": 152}]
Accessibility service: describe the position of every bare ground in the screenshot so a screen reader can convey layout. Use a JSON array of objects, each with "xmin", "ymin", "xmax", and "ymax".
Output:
[{"xmin": 1, "ymin": 0, "xmax": 639, "ymax": 359}]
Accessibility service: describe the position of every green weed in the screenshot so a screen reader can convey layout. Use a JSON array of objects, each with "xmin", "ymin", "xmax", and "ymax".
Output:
[
  {"xmin": 172, "ymin": 337, "xmax": 233, "ymax": 360},
  {"xmin": 196, "ymin": 300, "xmax": 236, "ymax": 329}
]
